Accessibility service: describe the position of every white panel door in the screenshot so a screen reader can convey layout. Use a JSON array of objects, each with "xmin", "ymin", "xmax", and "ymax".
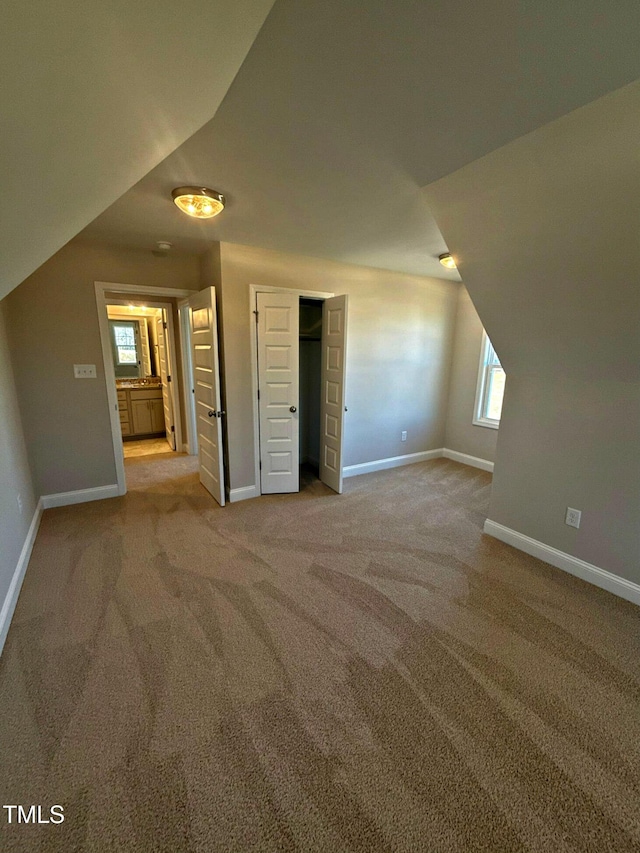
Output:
[
  {"xmin": 257, "ymin": 291, "xmax": 299, "ymax": 494},
  {"xmin": 156, "ymin": 313, "xmax": 176, "ymax": 450},
  {"xmin": 320, "ymin": 294, "xmax": 348, "ymax": 494},
  {"xmin": 188, "ymin": 287, "xmax": 226, "ymax": 507}
]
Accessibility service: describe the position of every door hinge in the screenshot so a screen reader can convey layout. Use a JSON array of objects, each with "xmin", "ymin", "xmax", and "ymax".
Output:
[
  {"xmin": 253, "ymin": 310, "xmax": 259, "ymax": 323},
  {"xmin": 171, "ymin": 425, "xmax": 175, "ymax": 433},
  {"xmin": 257, "ymin": 389, "xmax": 260, "ymax": 400},
  {"xmin": 163, "ymin": 322, "xmax": 168, "ymax": 330},
  {"xmin": 259, "ymin": 460, "xmax": 262, "ymax": 470},
  {"xmin": 167, "ymin": 375, "xmax": 171, "ymax": 382}
]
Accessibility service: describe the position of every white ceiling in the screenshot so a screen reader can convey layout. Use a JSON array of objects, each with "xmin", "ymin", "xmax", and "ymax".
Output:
[
  {"xmin": 0, "ymin": 0, "xmax": 275, "ymax": 300},
  {"xmin": 80, "ymin": 0, "xmax": 640, "ymax": 281}
]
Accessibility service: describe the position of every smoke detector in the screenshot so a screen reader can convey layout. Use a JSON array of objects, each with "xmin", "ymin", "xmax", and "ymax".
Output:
[{"xmin": 153, "ymin": 241, "xmax": 173, "ymax": 257}]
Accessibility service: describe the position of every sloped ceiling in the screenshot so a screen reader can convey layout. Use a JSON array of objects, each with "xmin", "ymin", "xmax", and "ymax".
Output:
[
  {"xmin": 80, "ymin": 0, "xmax": 640, "ymax": 280},
  {"xmin": 424, "ymin": 80, "xmax": 640, "ymax": 381},
  {"xmin": 0, "ymin": 0, "xmax": 275, "ymax": 300}
]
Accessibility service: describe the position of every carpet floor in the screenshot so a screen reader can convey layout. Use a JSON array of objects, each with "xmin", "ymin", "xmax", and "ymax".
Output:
[{"xmin": 0, "ymin": 456, "xmax": 639, "ymax": 852}]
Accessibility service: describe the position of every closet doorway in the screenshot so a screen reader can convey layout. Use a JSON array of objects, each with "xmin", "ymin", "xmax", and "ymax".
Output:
[{"xmin": 251, "ymin": 285, "xmax": 349, "ymax": 496}]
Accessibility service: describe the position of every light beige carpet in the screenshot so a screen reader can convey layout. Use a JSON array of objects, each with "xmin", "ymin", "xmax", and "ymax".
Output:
[{"xmin": 0, "ymin": 456, "xmax": 638, "ymax": 852}]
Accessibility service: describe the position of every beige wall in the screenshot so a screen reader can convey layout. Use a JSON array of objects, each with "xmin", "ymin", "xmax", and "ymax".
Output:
[
  {"xmin": 426, "ymin": 83, "xmax": 640, "ymax": 584},
  {"xmin": 5, "ymin": 240, "xmax": 199, "ymax": 496},
  {"xmin": 216, "ymin": 242, "xmax": 459, "ymax": 491},
  {"xmin": 0, "ymin": 301, "xmax": 37, "ymax": 616},
  {"xmin": 444, "ymin": 286, "xmax": 499, "ymax": 463}
]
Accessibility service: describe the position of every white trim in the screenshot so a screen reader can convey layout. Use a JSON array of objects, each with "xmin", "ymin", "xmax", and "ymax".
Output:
[
  {"xmin": 473, "ymin": 330, "xmax": 503, "ymax": 429},
  {"xmin": 96, "ymin": 285, "xmax": 127, "ymax": 495},
  {"xmin": 163, "ymin": 305, "xmax": 184, "ymax": 454},
  {"xmin": 229, "ymin": 485, "xmax": 260, "ymax": 503},
  {"xmin": 0, "ymin": 499, "xmax": 44, "ymax": 657},
  {"xmin": 442, "ymin": 448, "xmax": 494, "ymax": 472},
  {"xmin": 484, "ymin": 519, "xmax": 640, "ymax": 607},
  {"xmin": 41, "ymin": 485, "xmax": 120, "ymax": 509},
  {"xmin": 472, "ymin": 416, "xmax": 500, "ymax": 430},
  {"xmin": 249, "ymin": 284, "xmax": 335, "ymax": 497},
  {"xmin": 178, "ymin": 300, "xmax": 197, "ymax": 456},
  {"xmin": 95, "ymin": 282, "xmax": 195, "ymax": 299},
  {"xmin": 249, "ymin": 284, "xmax": 335, "ymax": 299},
  {"xmin": 343, "ymin": 449, "xmax": 443, "ymax": 478}
]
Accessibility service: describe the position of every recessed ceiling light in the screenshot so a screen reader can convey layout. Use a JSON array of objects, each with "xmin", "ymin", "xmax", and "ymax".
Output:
[
  {"xmin": 439, "ymin": 252, "xmax": 457, "ymax": 270},
  {"xmin": 172, "ymin": 186, "xmax": 225, "ymax": 219}
]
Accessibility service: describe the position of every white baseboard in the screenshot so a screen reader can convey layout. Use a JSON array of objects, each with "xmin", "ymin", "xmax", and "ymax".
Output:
[
  {"xmin": 0, "ymin": 499, "xmax": 44, "ymax": 657},
  {"xmin": 41, "ymin": 484, "xmax": 120, "ymax": 509},
  {"xmin": 229, "ymin": 485, "xmax": 260, "ymax": 503},
  {"xmin": 343, "ymin": 449, "xmax": 444, "ymax": 478},
  {"xmin": 484, "ymin": 519, "xmax": 640, "ymax": 606},
  {"xmin": 443, "ymin": 448, "xmax": 494, "ymax": 472}
]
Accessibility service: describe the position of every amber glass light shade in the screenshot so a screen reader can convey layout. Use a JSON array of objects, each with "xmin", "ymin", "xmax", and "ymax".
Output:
[{"xmin": 172, "ymin": 187, "xmax": 225, "ymax": 219}]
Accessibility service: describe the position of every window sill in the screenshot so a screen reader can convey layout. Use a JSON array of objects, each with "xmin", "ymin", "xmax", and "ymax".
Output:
[{"xmin": 473, "ymin": 417, "xmax": 500, "ymax": 430}]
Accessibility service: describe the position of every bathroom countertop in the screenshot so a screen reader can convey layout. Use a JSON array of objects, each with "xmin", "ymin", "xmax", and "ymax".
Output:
[{"xmin": 116, "ymin": 379, "xmax": 162, "ymax": 390}]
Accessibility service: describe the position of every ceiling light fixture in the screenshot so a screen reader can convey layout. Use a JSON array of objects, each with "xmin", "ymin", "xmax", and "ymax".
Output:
[
  {"xmin": 439, "ymin": 252, "xmax": 457, "ymax": 270},
  {"xmin": 171, "ymin": 186, "xmax": 225, "ymax": 219}
]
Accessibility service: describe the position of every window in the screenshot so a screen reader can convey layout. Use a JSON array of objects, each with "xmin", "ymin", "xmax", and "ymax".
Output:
[
  {"xmin": 112, "ymin": 323, "xmax": 138, "ymax": 365},
  {"xmin": 474, "ymin": 331, "xmax": 505, "ymax": 428}
]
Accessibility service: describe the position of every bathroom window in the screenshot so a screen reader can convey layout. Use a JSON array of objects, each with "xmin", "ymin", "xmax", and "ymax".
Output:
[{"xmin": 112, "ymin": 323, "xmax": 138, "ymax": 364}]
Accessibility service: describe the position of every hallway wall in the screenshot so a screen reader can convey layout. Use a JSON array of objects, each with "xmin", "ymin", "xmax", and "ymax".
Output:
[{"xmin": 5, "ymin": 240, "xmax": 199, "ymax": 496}]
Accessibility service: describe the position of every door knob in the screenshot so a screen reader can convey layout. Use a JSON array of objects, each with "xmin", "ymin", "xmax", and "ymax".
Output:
[
  {"xmin": 208, "ymin": 410, "xmax": 216, "ymax": 417},
  {"xmin": 217, "ymin": 410, "xmax": 226, "ymax": 417},
  {"xmin": 289, "ymin": 406, "xmax": 297, "ymax": 413}
]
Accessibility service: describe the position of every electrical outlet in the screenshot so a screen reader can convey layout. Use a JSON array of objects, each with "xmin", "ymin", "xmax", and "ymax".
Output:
[
  {"xmin": 73, "ymin": 364, "xmax": 97, "ymax": 379},
  {"xmin": 565, "ymin": 507, "xmax": 581, "ymax": 529},
  {"xmin": 16, "ymin": 494, "xmax": 23, "ymax": 515},
  {"xmin": 401, "ymin": 430, "xmax": 407, "ymax": 442}
]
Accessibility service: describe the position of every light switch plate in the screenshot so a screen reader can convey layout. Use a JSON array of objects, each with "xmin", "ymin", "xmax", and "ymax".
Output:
[{"xmin": 74, "ymin": 364, "xmax": 97, "ymax": 379}]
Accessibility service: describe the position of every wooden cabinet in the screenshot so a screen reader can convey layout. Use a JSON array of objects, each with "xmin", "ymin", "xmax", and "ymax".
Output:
[
  {"xmin": 117, "ymin": 390, "xmax": 131, "ymax": 436},
  {"xmin": 117, "ymin": 386, "xmax": 164, "ymax": 438}
]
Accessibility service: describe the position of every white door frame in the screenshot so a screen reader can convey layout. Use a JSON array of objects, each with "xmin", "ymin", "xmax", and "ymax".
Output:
[
  {"xmin": 249, "ymin": 284, "xmax": 334, "ymax": 496},
  {"xmin": 95, "ymin": 281, "xmax": 197, "ymax": 495},
  {"xmin": 177, "ymin": 300, "xmax": 198, "ymax": 458}
]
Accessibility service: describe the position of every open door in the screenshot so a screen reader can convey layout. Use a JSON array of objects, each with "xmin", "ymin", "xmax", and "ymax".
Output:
[
  {"xmin": 257, "ymin": 290, "xmax": 300, "ymax": 494},
  {"xmin": 320, "ymin": 294, "xmax": 348, "ymax": 494},
  {"xmin": 156, "ymin": 312, "xmax": 176, "ymax": 451},
  {"xmin": 188, "ymin": 287, "xmax": 226, "ymax": 506}
]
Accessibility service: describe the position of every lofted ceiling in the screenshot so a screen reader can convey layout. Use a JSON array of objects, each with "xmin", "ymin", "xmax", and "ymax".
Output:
[
  {"xmin": 425, "ymin": 80, "xmax": 640, "ymax": 380},
  {"xmin": 80, "ymin": 0, "xmax": 640, "ymax": 281},
  {"xmin": 4, "ymin": 1, "xmax": 640, "ymax": 293},
  {"xmin": 0, "ymin": 0, "xmax": 276, "ymax": 300}
]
